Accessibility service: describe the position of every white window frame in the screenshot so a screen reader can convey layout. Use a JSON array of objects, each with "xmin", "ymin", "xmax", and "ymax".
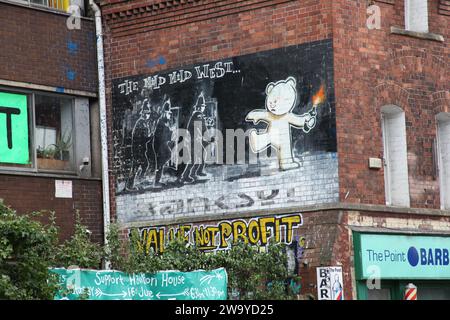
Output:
[
  {"xmin": 436, "ymin": 113, "xmax": 450, "ymax": 210},
  {"xmin": 381, "ymin": 105, "xmax": 411, "ymax": 207},
  {"xmin": 0, "ymin": 86, "xmax": 91, "ymax": 177},
  {"xmin": 5, "ymin": 0, "xmax": 74, "ymax": 12},
  {"xmin": 405, "ymin": 0, "xmax": 429, "ymax": 33}
]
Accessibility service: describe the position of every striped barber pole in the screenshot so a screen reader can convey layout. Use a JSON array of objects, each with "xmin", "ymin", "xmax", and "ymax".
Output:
[
  {"xmin": 334, "ymin": 289, "xmax": 343, "ymax": 300},
  {"xmin": 404, "ymin": 283, "xmax": 417, "ymax": 300}
]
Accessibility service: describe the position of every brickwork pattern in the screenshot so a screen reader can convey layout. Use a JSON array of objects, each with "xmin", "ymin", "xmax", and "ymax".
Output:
[
  {"xmin": 0, "ymin": 2, "xmax": 98, "ymax": 93},
  {"xmin": 0, "ymin": 175, "xmax": 103, "ymax": 243},
  {"xmin": 333, "ymin": 0, "xmax": 449, "ymax": 208}
]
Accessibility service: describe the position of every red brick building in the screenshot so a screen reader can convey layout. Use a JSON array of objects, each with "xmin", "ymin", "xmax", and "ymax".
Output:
[
  {"xmin": 0, "ymin": 0, "xmax": 104, "ymax": 242},
  {"xmin": 99, "ymin": 0, "xmax": 449, "ymax": 299}
]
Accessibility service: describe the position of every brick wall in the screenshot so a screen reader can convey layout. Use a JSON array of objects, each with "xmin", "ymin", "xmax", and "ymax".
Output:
[
  {"xmin": 0, "ymin": 174, "xmax": 103, "ymax": 243},
  {"xmin": 299, "ymin": 209, "xmax": 450, "ymax": 300},
  {"xmin": 101, "ymin": 0, "xmax": 335, "ymax": 223},
  {"xmin": 0, "ymin": 2, "xmax": 103, "ymax": 243},
  {"xmin": 333, "ymin": 0, "xmax": 449, "ymax": 209},
  {"xmin": 123, "ymin": 208, "xmax": 450, "ymax": 300},
  {"xmin": 0, "ymin": 2, "xmax": 98, "ymax": 93},
  {"xmin": 121, "ymin": 209, "xmax": 342, "ymax": 299},
  {"xmin": 99, "ymin": 0, "xmax": 450, "ymax": 300}
]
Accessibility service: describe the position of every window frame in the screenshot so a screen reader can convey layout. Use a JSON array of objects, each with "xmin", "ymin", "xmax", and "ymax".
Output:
[
  {"xmin": 436, "ymin": 113, "xmax": 450, "ymax": 210},
  {"xmin": 404, "ymin": 0, "xmax": 429, "ymax": 33},
  {"xmin": 0, "ymin": 86, "xmax": 78, "ymax": 176},
  {"xmin": 4, "ymin": 0, "xmax": 72, "ymax": 13},
  {"xmin": 381, "ymin": 105, "xmax": 411, "ymax": 208}
]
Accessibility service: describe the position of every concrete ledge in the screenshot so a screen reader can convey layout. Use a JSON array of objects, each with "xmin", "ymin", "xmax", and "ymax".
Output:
[
  {"xmin": 390, "ymin": 26, "xmax": 445, "ymax": 42},
  {"xmin": 350, "ymin": 226, "xmax": 450, "ymax": 236},
  {"xmin": 121, "ymin": 202, "xmax": 450, "ymax": 229},
  {"xmin": 0, "ymin": 79, "xmax": 97, "ymax": 98},
  {"xmin": 0, "ymin": 169, "xmax": 101, "ymax": 182}
]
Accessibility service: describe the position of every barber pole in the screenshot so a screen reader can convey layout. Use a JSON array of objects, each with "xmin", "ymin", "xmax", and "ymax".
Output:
[
  {"xmin": 404, "ymin": 283, "xmax": 417, "ymax": 300},
  {"xmin": 334, "ymin": 287, "xmax": 343, "ymax": 300}
]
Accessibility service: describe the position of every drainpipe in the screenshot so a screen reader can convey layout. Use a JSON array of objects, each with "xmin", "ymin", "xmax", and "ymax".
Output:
[{"xmin": 89, "ymin": 0, "xmax": 111, "ymax": 268}]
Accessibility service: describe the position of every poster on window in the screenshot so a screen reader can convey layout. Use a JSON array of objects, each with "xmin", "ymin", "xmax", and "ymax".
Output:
[{"xmin": 0, "ymin": 91, "xmax": 29, "ymax": 165}]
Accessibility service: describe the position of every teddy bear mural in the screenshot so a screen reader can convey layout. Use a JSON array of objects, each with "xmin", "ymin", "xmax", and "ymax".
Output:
[{"xmin": 246, "ymin": 76, "xmax": 324, "ymax": 171}]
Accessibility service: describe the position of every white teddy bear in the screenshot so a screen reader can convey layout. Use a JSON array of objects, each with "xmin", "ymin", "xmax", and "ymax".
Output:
[{"xmin": 246, "ymin": 76, "xmax": 317, "ymax": 170}]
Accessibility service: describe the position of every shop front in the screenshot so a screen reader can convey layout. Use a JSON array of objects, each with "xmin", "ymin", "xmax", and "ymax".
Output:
[{"xmin": 354, "ymin": 232, "xmax": 450, "ymax": 300}]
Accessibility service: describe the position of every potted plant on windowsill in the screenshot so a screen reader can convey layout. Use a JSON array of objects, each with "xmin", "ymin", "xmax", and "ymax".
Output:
[{"xmin": 37, "ymin": 132, "xmax": 72, "ymax": 171}]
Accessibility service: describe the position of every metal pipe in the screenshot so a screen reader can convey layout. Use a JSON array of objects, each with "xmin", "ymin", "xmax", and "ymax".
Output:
[{"xmin": 89, "ymin": 0, "xmax": 111, "ymax": 269}]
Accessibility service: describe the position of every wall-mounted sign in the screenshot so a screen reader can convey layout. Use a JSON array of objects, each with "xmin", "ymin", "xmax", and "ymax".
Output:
[
  {"xmin": 55, "ymin": 180, "xmax": 73, "ymax": 198},
  {"xmin": 51, "ymin": 267, "xmax": 227, "ymax": 300},
  {"xmin": 354, "ymin": 233, "xmax": 450, "ymax": 280},
  {"xmin": 316, "ymin": 266, "xmax": 344, "ymax": 300},
  {"xmin": 0, "ymin": 92, "xmax": 29, "ymax": 164}
]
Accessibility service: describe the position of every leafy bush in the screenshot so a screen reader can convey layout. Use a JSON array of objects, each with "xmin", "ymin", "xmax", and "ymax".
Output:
[
  {"xmin": 0, "ymin": 202, "xmax": 59, "ymax": 300},
  {"xmin": 108, "ymin": 229, "xmax": 300, "ymax": 300},
  {"xmin": 53, "ymin": 212, "xmax": 103, "ymax": 269},
  {"xmin": 0, "ymin": 202, "xmax": 103, "ymax": 299}
]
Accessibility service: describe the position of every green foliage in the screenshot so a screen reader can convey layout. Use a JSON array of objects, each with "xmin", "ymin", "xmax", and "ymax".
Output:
[
  {"xmin": 0, "ymin": 202, "xmax": 59, "ymax": 300},
  {"xmin": 52, "ymin": 131, "xmax": 72, "ymax": 161},
  {"xmin": 53, "ymin": 212, "xmax": 103, "ymax": 269},
  {"xmin": 106, "ymin": 229, "xmax": 300, "ymax": 300},
  {"xmin": 0, "ymin": 200, "xmax": 300, "ymax": 300},
  {"xmin": 0, "ymin": 203, "xmax": 103, "ymax": 300},
  {"xmin": 36, "ymin": 146, "xmax": 57, "ymax": 159}
]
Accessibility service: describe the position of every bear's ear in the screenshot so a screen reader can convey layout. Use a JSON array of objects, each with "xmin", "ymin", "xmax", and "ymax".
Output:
[
  {"xmin": 266, "ymin": 82, "xmax": 275, "ymax": 95},
  {"xmin": 286, "ymin": 76, "xmax": 297, "ymax": 88}
]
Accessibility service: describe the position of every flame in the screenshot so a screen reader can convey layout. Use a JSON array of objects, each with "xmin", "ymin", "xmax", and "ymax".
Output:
[{"xmin": 312, "ymin": 85, "xmax": 325, "ymax": 106}]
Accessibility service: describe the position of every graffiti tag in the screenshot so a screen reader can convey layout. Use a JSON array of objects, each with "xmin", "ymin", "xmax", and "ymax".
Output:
[{"xmin": 134, "ymin": 214, "xmax": 303, "ymax": 254}]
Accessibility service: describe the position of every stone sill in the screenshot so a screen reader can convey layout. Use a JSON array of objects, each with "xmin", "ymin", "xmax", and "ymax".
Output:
[
  {"xmin": 390, "ymin": 26, "xmax": 445, "ymax": 42},
  {"xmin": 121, "ymin": 202, "xmax": 450, "ymax": 229},
  {"xmin": 351, "ymin": 226, "xmax": 450, "ymax": 236},
  {"xmin": 0, "ymin": 169, "xmax": 101, "ymax": 182}
]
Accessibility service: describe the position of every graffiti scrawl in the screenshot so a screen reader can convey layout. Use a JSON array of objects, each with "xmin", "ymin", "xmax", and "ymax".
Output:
[{"xmin": 134, "ymin": 214, "xmax": 304, "ymax": 254}]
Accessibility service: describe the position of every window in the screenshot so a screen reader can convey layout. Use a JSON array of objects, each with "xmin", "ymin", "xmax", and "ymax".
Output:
[
  {"xmin": 0, "ymin": 88, "xmax": 92, "ymax": 176},
  {"xmin": 31, "ymin": 0, "xmax": 69, "ymax": 11},
  {"xmin": 381, "ymin": 105, "xmax": 410, "ymax": 207},
  {"xmin": 405, "ymin": 0, "xmax": 429, "ymax": 33},
  {"xmin": 8, "ymin": 0, "xmax": 85, "ymax": 13},
  {"xmin": 437, "ymin": 113, "xmax": 450, "ymax": 210},
  {"xmin": 35, "ymin": 94, "xmax": 74, "ymax": 171}
]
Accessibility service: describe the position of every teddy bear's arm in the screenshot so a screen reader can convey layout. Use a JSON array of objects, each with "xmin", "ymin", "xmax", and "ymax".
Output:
[
  {"xmin": 246, "ymin": 109, "xmax": 270, "ymax": 124},
  {"xmin": 287, "ymin": 112, "xmax": 309, "ymax": 128},
  {"xmin": 288, "ymin": 112, "xmax": 317, "ymax": 133}
]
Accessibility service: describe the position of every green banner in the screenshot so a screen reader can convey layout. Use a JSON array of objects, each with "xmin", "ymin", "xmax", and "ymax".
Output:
[
  {"xmin": 51, "ymin": 268, "xmax": 228, "ymax": 300},
  {"xmin": 0, "ymin": 92, "xmax": 29, "ymax": 164},
  {"xmin": 355, "ymin": 233, "xmax": 450, "ymax": 280}
]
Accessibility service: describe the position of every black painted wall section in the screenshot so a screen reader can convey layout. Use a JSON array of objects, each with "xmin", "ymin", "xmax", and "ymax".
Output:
[{"xmin": 112, "ymin": 39, "xmax": 335, "ymax": 196}]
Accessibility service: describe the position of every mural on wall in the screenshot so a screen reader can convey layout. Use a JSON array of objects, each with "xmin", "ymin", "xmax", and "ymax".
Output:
[
  {"xmin": 112, "ymin": 40, "xmax": 338, "ymax": 223},
  {"xmin": 246, "ymin": 76, "xmax": 322, "ymax": 170}
]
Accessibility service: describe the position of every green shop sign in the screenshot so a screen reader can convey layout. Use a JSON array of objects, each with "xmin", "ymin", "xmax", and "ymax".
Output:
[
  {"xmin": 51, "ymin": 268, "xmax": 228, "ymax": 300},
  {"xmin": 354, "ymin": 233, "xmax": 450, "ymax": 280},
  {"xmin": 0, "ymin": 91, "xmax": 29, "ymax": 164}
]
